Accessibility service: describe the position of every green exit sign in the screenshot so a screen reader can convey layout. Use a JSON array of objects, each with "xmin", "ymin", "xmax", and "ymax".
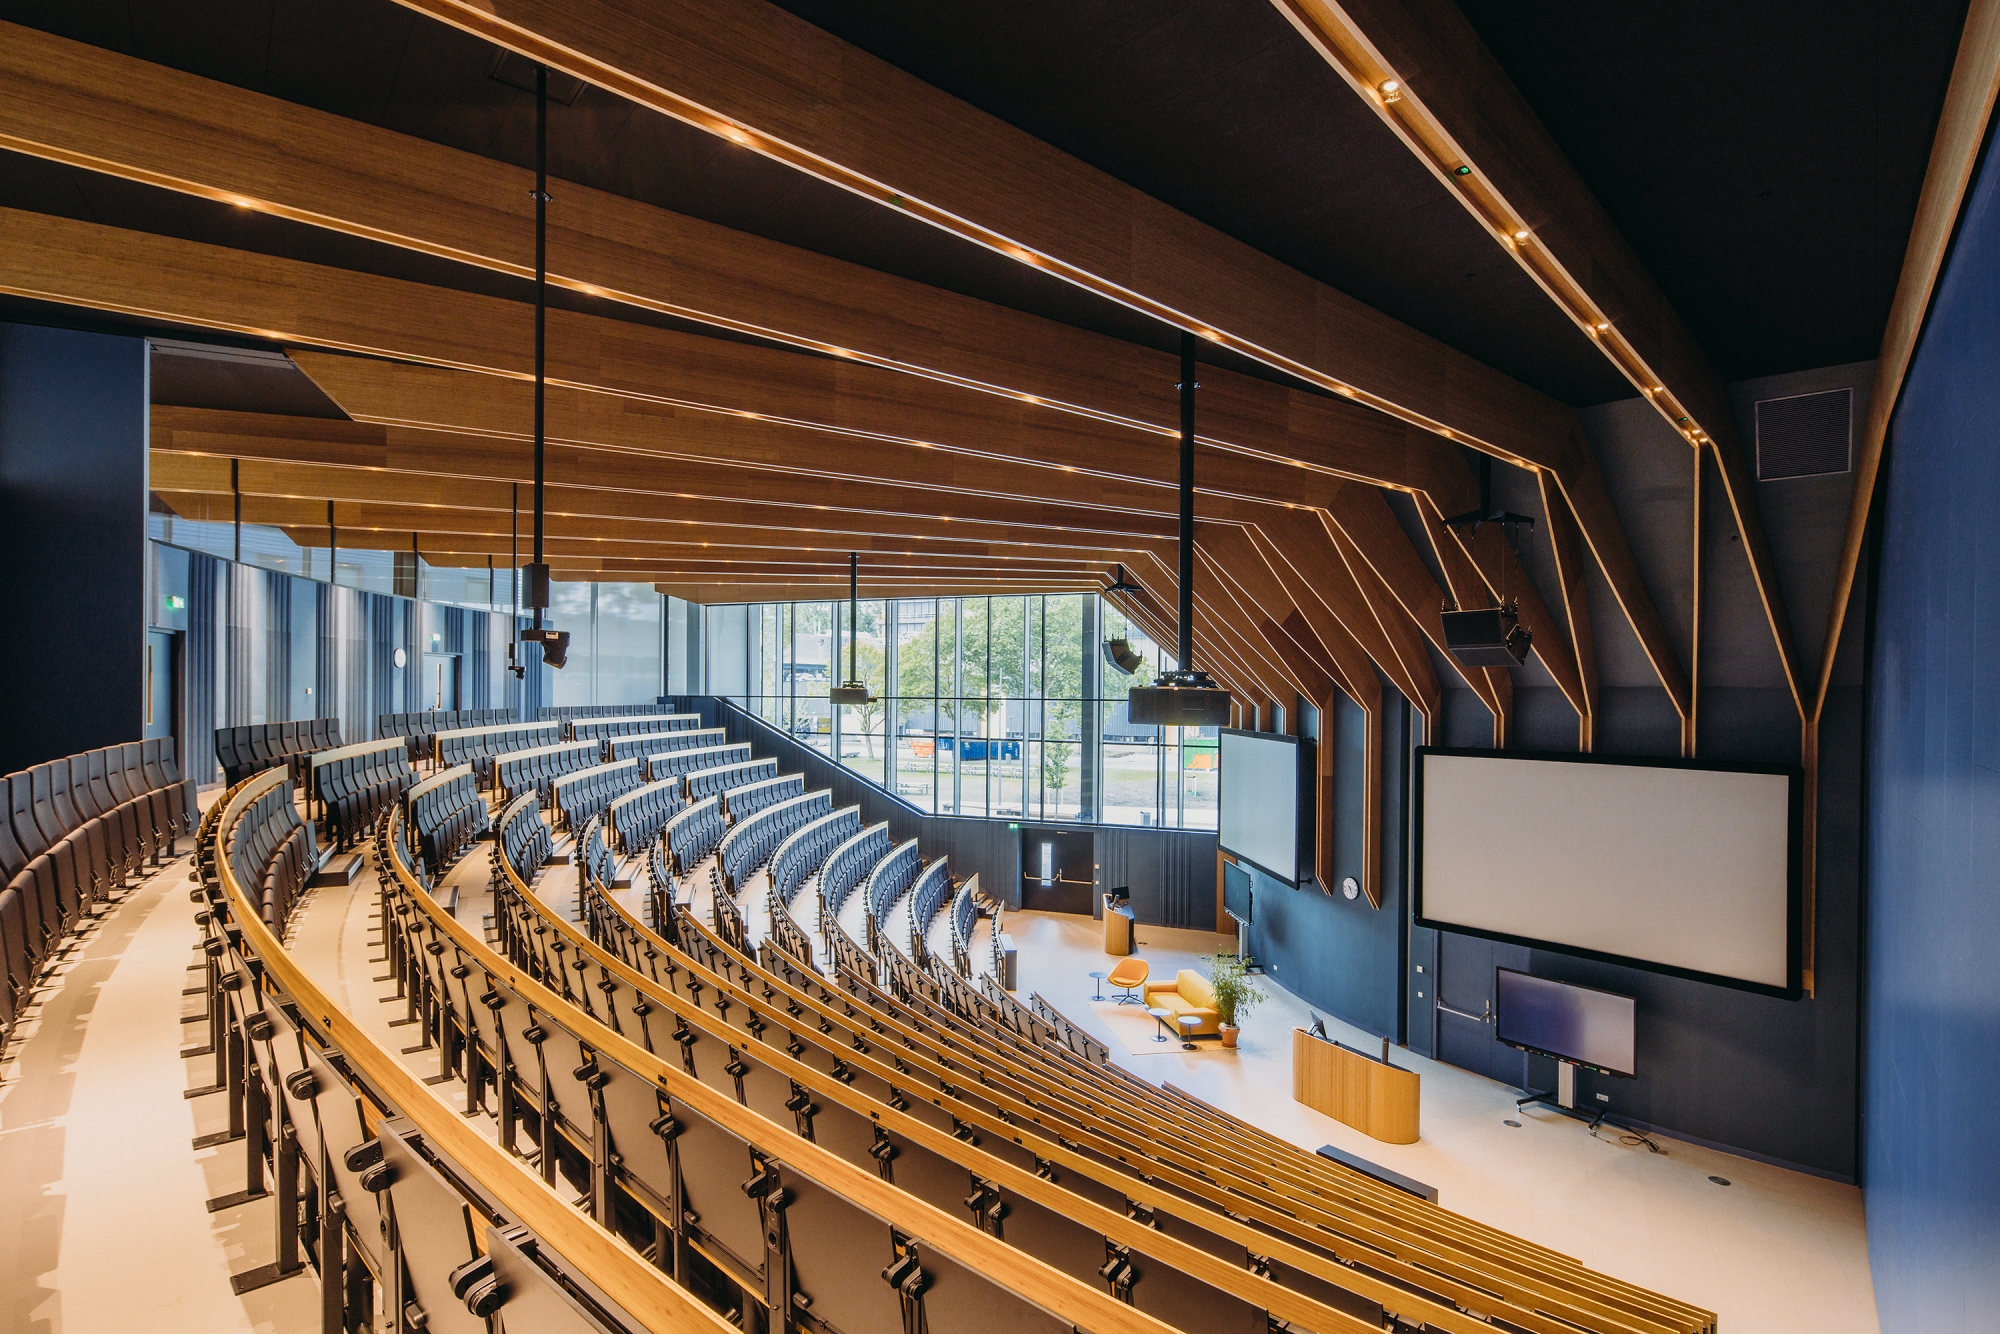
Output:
[{"xmin": 164, "ymin": 595, "xmax": 186, "ymax": 611}]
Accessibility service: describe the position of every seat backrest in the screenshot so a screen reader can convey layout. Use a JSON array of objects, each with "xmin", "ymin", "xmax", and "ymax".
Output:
[
  {"xmin": 121, "ymin": 744, "xmax": 146, "ymax": 795},
  {"xmin": 141, "ymin": 738, "xmax": 167, "ymax": 791},
  {"xmin": 67, "ymin": 755, "xmax": 101, "ymax": 820},
  {"xmin": 86, "ymin": 749, "xmax": 117, "ymax": 812},
  {"xmin": 45, "ymin": 762, "xmax": 79, "ymax": 835},
  {"xmin": 0, "ymin": 791, "xmax": 28, "ymax": 881}
]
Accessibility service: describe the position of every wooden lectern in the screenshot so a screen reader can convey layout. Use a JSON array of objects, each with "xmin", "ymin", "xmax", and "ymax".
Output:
[
  {"xmin": 1101, "ymin": 894, "xmax": 1135, "ymax": 955},
  {"xmin": 1292, "ymin": 1027, "xmax": 1421, "ymax": 1144}
]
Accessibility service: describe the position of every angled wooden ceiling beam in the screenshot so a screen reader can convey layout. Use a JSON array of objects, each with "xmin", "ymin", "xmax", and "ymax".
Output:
[{"xmin": 1270, "ymin": 0, "xmax": 1801, "ymax": 717}]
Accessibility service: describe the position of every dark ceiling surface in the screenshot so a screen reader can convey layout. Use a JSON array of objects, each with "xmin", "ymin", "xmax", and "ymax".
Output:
[
  {"xmin": 0, "ymin": 0, "xmax": 1971, "ymax": 407},
  {"xmin": 1455, "ymin": 0, "xmax": 1970, "ymax": 381}
]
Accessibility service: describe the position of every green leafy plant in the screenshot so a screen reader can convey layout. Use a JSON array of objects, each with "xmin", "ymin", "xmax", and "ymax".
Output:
[{"xmin": 1204, "ymin": 953, "xmax": 1267, "ymax": 1027}]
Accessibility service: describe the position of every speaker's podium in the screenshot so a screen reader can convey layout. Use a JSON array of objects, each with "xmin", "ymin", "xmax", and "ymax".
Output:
[
  {"xmin": 1292, "ymin": 1026, "xmax": 1420, "ymax": 1144},
  {"xmin": 1102, "ymin": 892, "xmax": 1135, "ymax": 955}
]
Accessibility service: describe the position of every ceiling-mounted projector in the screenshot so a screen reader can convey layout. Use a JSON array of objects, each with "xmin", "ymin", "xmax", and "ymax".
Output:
[
  {"xmin": 1102, "ymin": 638, "xmax": 1144, "ymax": 675},
  {"xmin": 1442, "ymin": 605, "xmax": 1530, "ymax": 667},
  {"xmin": 1128, "ymin": 670, "xmax": 1232, "ymax": 727},
  {"xmin": 522, "ymin": 626, "xmax": 571, "ymax": 670}
]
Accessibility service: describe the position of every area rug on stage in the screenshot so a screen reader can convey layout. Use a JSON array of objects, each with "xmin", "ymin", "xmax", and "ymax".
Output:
[{"xmin": 1087, "ymin": 1000, "xmax": 1221, "ymax": 1059}]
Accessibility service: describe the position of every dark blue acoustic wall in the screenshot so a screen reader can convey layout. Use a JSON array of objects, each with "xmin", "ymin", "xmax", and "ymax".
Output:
[
  {"xmin": 1863, "ymin": 136, "xmax": 2000, "ymax": 1330},
  {"xmin": 0, "ymin": 324, "xmax": 147, "ymax": 775}
]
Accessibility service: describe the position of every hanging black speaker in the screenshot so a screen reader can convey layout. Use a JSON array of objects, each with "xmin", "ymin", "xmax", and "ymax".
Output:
[{"xmin": 1442, "ymin": 606, "xmax": 1531, "ymax": 667}]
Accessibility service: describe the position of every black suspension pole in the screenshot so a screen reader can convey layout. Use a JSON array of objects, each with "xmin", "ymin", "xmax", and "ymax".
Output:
[
  {"xmin": 530, "ymin": 62, "xmax": 550, "ymax": 629},
  {"xmin": 1177, "ymin": 331, "xmax": 1196, "ymax": 674},
  {"xmin": 327, "ymin": 501, "xmax": 336, "ymax": 583},
  {"xmin": 232, "ymin": 459, "xmax": 242, "ymax": 564},
  {"xmin": 848, "ymin": 552, "xmax": 860, "ymax": 683}
]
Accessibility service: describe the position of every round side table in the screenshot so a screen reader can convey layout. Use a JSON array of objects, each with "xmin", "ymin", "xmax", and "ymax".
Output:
[
  {"xmin": 1089, "ymin": 970, "xmax": 1108, "ymax": 1002},
  {"xmin": 1147, "ymin": 1007, "xmax": 1174, "ymax": 1043},
  {"xmin": 1177, "ymin": 1015, "xmax": 1201, "ymax": 1050}
]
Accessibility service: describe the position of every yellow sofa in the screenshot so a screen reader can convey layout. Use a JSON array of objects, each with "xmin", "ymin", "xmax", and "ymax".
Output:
[{"xmin": 1142, "ymin": 970, "xmax": 1221, "ymax": 1036}]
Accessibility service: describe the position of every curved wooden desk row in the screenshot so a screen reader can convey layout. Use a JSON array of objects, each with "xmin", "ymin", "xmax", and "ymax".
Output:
[{"xmin": 530, "ymin": 819, "xmax": 1712, "ymax": 1334}]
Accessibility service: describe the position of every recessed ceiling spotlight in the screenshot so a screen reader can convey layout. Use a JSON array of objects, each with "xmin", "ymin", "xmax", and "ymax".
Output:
[
  {"xmin": 1379, "ymin": 80, "xmax": 1402, "ymax": 102},
  {"xmin": 1513, "ymin": 229, "xmax": 1530, "ymax": 241}
]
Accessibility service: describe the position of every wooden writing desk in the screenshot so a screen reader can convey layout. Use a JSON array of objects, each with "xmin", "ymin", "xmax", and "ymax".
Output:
[{"xmin": 1292, "ymin": 1027, "xmax": 1421, "ymax": 1144}]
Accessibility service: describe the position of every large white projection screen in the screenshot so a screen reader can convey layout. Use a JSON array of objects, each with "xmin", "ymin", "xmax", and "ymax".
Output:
[
  {"xmin": 1219, "ymin": 732, "xmax": 1298, "ymax": 882},
  {"xmin": 1417, "ymin": 752, "xmax": 1797, "ymax": 992}
]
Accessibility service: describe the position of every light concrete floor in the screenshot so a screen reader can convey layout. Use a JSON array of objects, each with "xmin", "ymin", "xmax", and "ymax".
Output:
[
  {"xmin": 0, "ymin": 855, "xmax": 320, "ymax": 1334},
  {"xmin": 1006, "ymin": 908, "xmax": 1880, "ymax": 1334}
]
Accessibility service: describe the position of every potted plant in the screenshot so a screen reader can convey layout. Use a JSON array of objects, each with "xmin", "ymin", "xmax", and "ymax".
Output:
[{"xmin": 1205, "ymin": 953, "xmax": 1266, "ymax": 1050}]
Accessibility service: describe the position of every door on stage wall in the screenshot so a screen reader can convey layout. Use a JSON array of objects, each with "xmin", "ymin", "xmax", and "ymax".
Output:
[
  {"xmin": 1019, "ymin": 826, "xmax": 1094, "ymax": 914},
  {"xmin": 1434, "ymin": 932, "xmax": 1529, "ymax": 1088}
]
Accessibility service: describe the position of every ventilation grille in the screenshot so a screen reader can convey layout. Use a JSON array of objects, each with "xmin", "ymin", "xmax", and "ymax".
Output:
[{"xmin": 1755, "ymin": 389, "xmax": 1852, "ymax": 480}]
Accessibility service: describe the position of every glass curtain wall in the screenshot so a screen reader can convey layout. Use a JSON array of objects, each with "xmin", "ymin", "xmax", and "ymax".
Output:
[{"xmin": 708, "ymin": 592, "xmax": 1219, "ymax": 830}]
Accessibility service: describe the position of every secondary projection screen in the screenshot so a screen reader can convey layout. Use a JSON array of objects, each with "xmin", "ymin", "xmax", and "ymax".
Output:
[
  {"xmin": 1219, "ymin": 730, "xmax": 1300, "ymax": 884},
  {"xmin": 1415, "ymin": 749, "xmax": 1801, "ymax": 995}
]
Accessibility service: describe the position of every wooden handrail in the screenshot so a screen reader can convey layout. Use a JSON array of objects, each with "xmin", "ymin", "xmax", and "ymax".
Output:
[{"xmin": 208, "ymin": 770, "xmax": 739, "ymax": 1334}]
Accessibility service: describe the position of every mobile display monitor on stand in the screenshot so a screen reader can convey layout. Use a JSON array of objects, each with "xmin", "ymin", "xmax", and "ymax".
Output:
[
  {"xmin": 1495, "ymin": 969, "xmax": 1636, "ymax": 1129},
  {"xmin": 1221, "ymin": 859, "xmax": 1254, "ymax": 966}
]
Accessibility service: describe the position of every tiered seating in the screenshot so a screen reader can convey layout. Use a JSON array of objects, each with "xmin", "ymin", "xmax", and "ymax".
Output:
[
  {"xmin": 549, "ymin": 759, "xmax": 642, "ymax": 832},
  {"xmin": 432, "ymin": 721, "xmax": 561, "ymax": 777},
  {"xmin": 647, "ymin": 742, "xmax": 753, "ymax": 788},
  {"xmin": 717, "ymin": 770, "xmax": 798, "ymax": 818},
  {"xmin": 577, "ymin": 817, "xmax": 618, "ymax": 897},
  {"xmin": 378, "ymin": 708, "xmax": 511, "ymax": 763},
  {"xmin": 493, "ymin": 791, "xmax": 551, "ymax": 882},
  {"xmin": 605, "ymin": 778, "xmax": 682, "ymax": 853},
  {"xmin": 2, "ymin": 739, "xmax": 196, "ymax": 1045},
  {"xmin": 862, "ymin": 838, "xmax": 921, "ymax": 948},
  {"xmin": 566, "ymin": 713, "xmax": 701, "ymax": 743},
  {"xmin": 308, "ymin": 738, "xmax": 414, "ymax": 849},
  {"xmin": 606, "ymin": 726, "xmax": 726, "ymax": 766},
  {"xmin": 227, "ymin": 773, "xmax": 313, "ymax": 930},
  {"xmin": 717, "ymin": 791, "xmax": 834, "ymax": 891},
  {"xmin": 404, "ymin": 764, "xmax": 487, "ymax": 880},
  {"xmin": 819, "ymin": 823, "xmax": 891, "ymax": 923},
  {"xmin": 493, "ymin": 740, "xmax": 600, "ymax": 805},
  {"xmin": 769, "ymin": 807, "xmax": 862, "ymax": 906},
  {"xmin": 905, "ymin": 856, "xmax": 953, "ymax": 965},
  {"xmin": 662, "ymin": 795, "xmax": 724, "ymax": 876},
  {"xmin": 214, "ymin": 718, "xmax": 340, "ymax": 784}
]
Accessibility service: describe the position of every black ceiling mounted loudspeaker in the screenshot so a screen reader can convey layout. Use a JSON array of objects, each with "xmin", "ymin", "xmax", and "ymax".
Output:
[
  {"xmin": 1102, "ymin": 638, "xmax": 1144, "ymax": 674},
  {"xmin": 1442, "ymin": 605, "xmax": 1530, "ymax": 667},
  {"xmin": 1127, "ymin": 334, "xmax": 1231, "ymax": 728}
]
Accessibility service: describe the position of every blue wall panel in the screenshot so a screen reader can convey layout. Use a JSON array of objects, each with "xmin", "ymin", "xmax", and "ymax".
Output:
[{"xmin": 1864, "ymin": 137, "xmax": 2000, "ymax": 1329}]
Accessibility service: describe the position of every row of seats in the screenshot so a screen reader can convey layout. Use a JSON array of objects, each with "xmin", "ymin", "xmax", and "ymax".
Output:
[
  {"xmin": 565, "ymin": 713, "xmax": 700, "ymax": 743},
  {"xmin": 493, "ymin": 741, "xmax": 599, "ymax": 805},
  {"xmin": 309, "ymin": 738, "xmax": 414, "ymax": 849},
  {"xmin": 863, "ymin": 839, "xmax": 922, "ymax": 934},
  {"xmin": 716, "ymin": 770, "xmax": 797, "ymax": 819},
  {"xmin": 227, "ymin": 774, "xmax": 314, "ymax": 931},
  {"xmin": 2, "ymin": 740, "xmax": 195, "ymax": 1045},
  {"xmin": 536, "ymin": 703, "xmax": 662, "ymax": 721},
  {"xmin": 493, "ymin": 792, "xmax": 551, "ymax": 883},
  {"xmin": 549, "ymin": 760, "xmax": 642, "ymax": 832},
  {"xmin": 215, "ymin": 718, "xmax": 341, "ymax": 785},
  {"xmin": 662, "ymin": 796, "xmax": 725, "ymax": 877},
  {"xmin": 646, "ymin": 742, "xmax": 753, "ymax": 787},
  {"xmin": 433, "ymin": 721, "xmax": 561, "ymax": 774},
  {"xmin": 605, "ymin": 779, "xmax": 682, "ymax": 854},
  {"xmin": 405, "ymin": 765, "xmax": 487, "ymax": 881},
  {"xmin": 607, "ymin": 727, "xmax": 726, "ymax": 766},
  {"xmin": 578, "ymin": 818, "xmax": 618, "ymax": 898},
  {"xmin": 769, "ymin": 807, "xmax": 862, "ymax": 906},
  {"xmin": 819, "ymin": 823, "xmax": 892, "ymax": 922},
  {"xmin": 378, "ymin": 708, "xmax": 514, "ymax": 764},
  {"xmin": 906, "ymin": 857, "xmax": 954, "ymax": 963},
  {"xmin": 717, "ymin": 791, "xmax": 833, "ymax": 891},
  {"xmin": 949, "ymin": 880, "xmax": 978, "ymax": 975}
]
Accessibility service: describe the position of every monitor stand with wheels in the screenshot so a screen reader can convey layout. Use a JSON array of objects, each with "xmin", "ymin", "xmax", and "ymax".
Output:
[{"xmin": 1517, "ymin": 1060, "xmax": 1607, "ymax": 1129}]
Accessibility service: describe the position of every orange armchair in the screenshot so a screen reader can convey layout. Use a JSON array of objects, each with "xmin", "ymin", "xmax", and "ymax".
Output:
[{"xmin": 1106, "ymin": 957, "xmax": 1149, "ymax": 1005}]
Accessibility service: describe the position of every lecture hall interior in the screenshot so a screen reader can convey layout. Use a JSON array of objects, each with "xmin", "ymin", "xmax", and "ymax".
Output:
[{"xmin": 0, "ymin": 1, "xmax": 1995, "ymax": 1331}]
